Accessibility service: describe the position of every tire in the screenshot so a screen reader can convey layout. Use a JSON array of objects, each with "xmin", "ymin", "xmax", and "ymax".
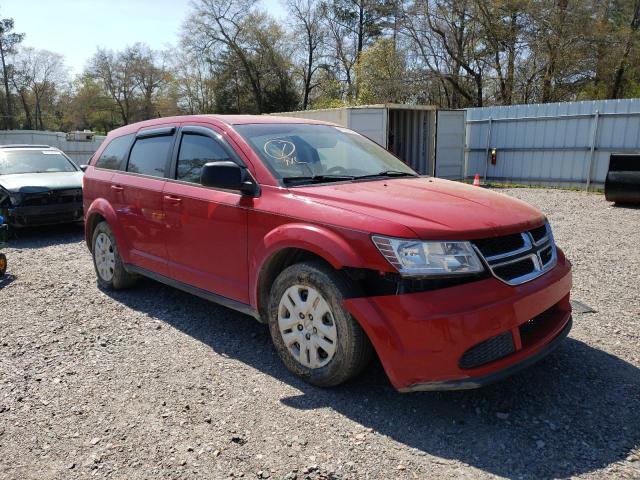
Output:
[
  {"xmin": 91, "ymin": 221, "xmax": 137, "ymax": 290},
  {"xmin": 0, "ymin": 253, "xmax": 6, "ymax": 276},
  {"xmin": 267, "ymin": 260, "xmax": 373, "ymax": 387}
]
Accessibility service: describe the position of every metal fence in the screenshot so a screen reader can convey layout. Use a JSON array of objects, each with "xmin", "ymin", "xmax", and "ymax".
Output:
[
  {"xmin": 0, "ymin": 130, "xmax": 105, "ymax": 166},
  {"xmin": 465, "ymin": 99, "xmax": 640, "ymax": 189}
]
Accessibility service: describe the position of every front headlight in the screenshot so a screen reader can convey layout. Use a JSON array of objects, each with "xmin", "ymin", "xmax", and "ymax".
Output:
[{"xmin": 372, "ymin": 235, "xmax": 484, "ymax": 277}]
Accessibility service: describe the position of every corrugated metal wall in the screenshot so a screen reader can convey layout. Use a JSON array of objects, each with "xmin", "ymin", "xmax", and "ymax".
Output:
[
  {"xmin": 0, "ymin": 130, "xmax": 105, "ymax": 165},
  {"xmin": 466, "ymin": 99, "xmax": 640, "ymax": 188}
]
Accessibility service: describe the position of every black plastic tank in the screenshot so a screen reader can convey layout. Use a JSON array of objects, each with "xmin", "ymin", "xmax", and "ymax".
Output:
[{"xmin": 604, "ymin": 154, "xmax": 640, "ymax": 204}]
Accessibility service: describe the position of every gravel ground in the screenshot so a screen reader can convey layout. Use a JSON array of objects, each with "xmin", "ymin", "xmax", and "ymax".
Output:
[{"xmin": 0, "ymin": 188, "xmax": 639, "ymax": 480}]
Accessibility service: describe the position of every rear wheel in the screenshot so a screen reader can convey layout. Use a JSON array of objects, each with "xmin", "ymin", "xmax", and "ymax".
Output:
[
  {"xmin": 268, "ymin": 260, "xmax": 373, "ymax": 387},
  {"xmin": 92, "ymin": 221, "xmax": 137, "ymax": 290}
]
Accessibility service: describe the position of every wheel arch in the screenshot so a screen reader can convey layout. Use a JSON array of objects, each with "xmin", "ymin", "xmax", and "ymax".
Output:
[
  {"xmin": 84, "ymin": 199, "xmax": 128, "ymax": 261},
  {"xmin": 251, "ymin": 223, "xmax": 366, "ymax": 322},
  {"xmin": 85, "ymin": 212, "xmax": 105, "ymax": 251}
]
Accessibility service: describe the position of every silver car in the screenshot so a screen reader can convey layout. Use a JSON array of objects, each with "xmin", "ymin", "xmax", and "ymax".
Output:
[{"xmin": 0, "ymin": 145, "xmax": 84, "ymax": 227}]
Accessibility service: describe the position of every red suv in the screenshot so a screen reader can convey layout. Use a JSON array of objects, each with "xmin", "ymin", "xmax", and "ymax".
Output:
[{"xmin": 83, "ymin": 115, "xmax": 572, "ymax": 392}]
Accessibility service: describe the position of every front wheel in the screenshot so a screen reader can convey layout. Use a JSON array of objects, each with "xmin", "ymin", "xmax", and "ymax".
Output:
[{"xmin": 268, "ymin": 261, "xmax": 373, "ymax": 387}]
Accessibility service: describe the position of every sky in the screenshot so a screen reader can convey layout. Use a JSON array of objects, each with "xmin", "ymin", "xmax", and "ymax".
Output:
[{"xmin": 1, "ymin": 0, "xmax": 286, "ymax": 75}]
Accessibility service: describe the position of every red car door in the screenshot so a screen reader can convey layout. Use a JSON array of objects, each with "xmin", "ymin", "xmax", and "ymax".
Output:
[
  {"xmin": 162, "ymin": 124, "xmax": 250, "ymax": 304},
  {"xmin": 110, "ymin": 125, "xmax": 177, "ymax": 276}
]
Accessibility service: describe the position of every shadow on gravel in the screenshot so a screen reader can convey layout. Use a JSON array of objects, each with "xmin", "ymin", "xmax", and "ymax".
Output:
[
  {"xmin": 106, "ymin": 280, "xmax": 640, "ymax": 479},
  {"xmin": 6, "ymin": 224, "xmax": 84, "ymax": 249},
  {"xmin": 611, "ymin": 202, "xmax": 640, "ymax": 209}
]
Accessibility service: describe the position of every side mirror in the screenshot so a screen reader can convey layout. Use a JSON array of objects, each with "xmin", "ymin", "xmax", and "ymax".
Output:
[
  {"xmin": 79, "ymin": 164, "xmax": 89, "ymax": 172},
  {"xmin": 200, "ymin": 161, "xmax": 258, "ymax": 196}
]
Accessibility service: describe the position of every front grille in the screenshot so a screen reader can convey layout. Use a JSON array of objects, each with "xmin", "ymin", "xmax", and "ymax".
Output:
[
  {"xmin": 472, "ymin": 222, "xmax": 557, "ymax": 285},
  {"xmin": 539, "ymin": 245, "xmax": 553, "ymax": 265},
  {"xmin": 14, "ymin": 209, "xmax": 82, "ymax": 226},
  {"xmin": 530, "ymin": 225, "xmax": 548, "ymax": 243},
  {"xmin": 474, "ymin": 233, "xmax": 525, "ymax": 258},
  {"xmin": 459, "ymin": 331, "xmax": 515, "ymax": 369},
  {"xmin": 20, "ymin": 189, "xmax": 82, "ymax": 207},
  {"xmin": 493, "ymin": 257, "xmax": 536, "ymax": 281}
]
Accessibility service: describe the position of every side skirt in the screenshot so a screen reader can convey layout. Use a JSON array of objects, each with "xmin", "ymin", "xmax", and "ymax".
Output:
[{"xmin": 125, "ymin": 263, "xmax": 261, "ymax": 321}]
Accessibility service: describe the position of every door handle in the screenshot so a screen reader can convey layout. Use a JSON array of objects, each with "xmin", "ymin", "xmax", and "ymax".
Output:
[
  {"xmin": 111, "ymin": 185, "xmax": 124, "ymax": 192},
  {"xmin": 164, "ymin": 195, "xmax": 182, "ymax": 204}
]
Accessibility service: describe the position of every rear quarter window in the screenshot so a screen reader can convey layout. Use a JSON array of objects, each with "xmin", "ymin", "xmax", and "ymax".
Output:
[{"xmin": 95, "ymin": 134, "xmax": 133, "ymax": 170}]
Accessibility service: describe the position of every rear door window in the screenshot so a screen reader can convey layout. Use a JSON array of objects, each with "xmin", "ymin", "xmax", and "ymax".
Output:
[
  {"xmin": 176, "ymin": 133, "xmax": 234, "ymax": 184},
  {"xmin": 95, "ymin": 134, "xmax": 133, "ymax": 170},
  {"xmin": 127, "ymin": 135, "xmax": 174, "ymax": 178}
]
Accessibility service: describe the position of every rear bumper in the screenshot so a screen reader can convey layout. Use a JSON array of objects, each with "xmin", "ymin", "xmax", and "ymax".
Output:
[
  {"xmin": 344, "ymin": 250, "xmax": 573, "ymax": 392},
  {"xmin": 8, "ymin": 202, "xmax": 84, "ymax": 227}
]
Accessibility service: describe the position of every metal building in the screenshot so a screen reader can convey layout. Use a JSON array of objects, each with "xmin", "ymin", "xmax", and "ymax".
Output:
[
  {"xmin": 466, "ymin": 99, "xmax": 640, "ymax": 189},
  {"xmin": 0, "ymin": 130, "xmax": 106, "ymax": 166},
  {"xmin": 270, "ymin": 104, "xmax": 466, "ymax": 178}
]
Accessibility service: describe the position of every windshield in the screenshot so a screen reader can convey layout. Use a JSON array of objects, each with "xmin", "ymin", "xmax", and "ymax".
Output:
[
  {"xmin": 0, "ymin": 150, "xmax": 78, "ymax": 175},
  {"xmin": 234, "ymin": 123, "xmax": 417, "ymax": 185}
]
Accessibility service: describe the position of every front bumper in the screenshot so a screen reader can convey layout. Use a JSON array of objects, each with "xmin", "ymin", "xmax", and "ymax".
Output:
[
  {"xmin": 344, "ymin": 249, "xmax": 573, "ymax": 391},
  {"xmin": 8, "ymin": 202, "xmax": 84, "ymax": 227}
]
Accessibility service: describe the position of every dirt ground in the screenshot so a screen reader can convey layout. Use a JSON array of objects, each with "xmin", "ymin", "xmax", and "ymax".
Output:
[{"xmin": 0, "ymin": 188, "xmax": 638, "ymax": 479}]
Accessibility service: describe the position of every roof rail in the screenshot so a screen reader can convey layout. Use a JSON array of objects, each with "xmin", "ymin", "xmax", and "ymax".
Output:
[{"xmin": 0, "ymin": 144, "xmax": 53, "ymax": 149}]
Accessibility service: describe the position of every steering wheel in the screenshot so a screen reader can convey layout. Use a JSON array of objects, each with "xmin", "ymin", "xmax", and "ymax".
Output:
[{"xmin": 325, "ymin": 166, "xmax": 350, "ymax": 175}]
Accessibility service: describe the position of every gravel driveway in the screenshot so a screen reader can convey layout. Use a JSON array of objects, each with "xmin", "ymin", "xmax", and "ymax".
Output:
[{"xmin": 1, "ymin": 188, "xmax": 638, "ymax": 480}]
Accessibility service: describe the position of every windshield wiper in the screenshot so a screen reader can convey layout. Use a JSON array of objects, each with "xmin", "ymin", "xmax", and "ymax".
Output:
[
  {"xmin": 282, "ymin": 174, "xmax": 355, "ymax": 185},
  {"xmin": 355, "ymin": 170, "xmax": 418, "ymax": 181}
]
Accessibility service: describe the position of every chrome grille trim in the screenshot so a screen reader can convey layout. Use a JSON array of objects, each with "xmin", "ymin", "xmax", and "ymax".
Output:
[
  {"xmin": 483, "ymin": 233, "xmax": 532, "ymax": 262},
  {"xmin": 473, "ymin": 223, "xmax": 557, "ymax": 286}
]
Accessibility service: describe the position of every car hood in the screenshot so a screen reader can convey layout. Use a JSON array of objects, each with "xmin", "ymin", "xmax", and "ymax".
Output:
[
  {"xmin": 292, "ymin": 177, "xmax": 546, "ymax": 239},
  {"xmin": 0, "ymin": 171, "xmax": 83, "ymax": 193}
]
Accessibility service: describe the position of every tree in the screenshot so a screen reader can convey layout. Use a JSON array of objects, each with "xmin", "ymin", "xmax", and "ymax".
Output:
[
  {"xmin": 171, "ymin": 50, "xmax": 217, "ymax": 114},
  {"xmin": 2, "ymin": 0, "xmax": 640, "ymax": 134},
  {"xmin": 357, "ymin": 37, "xmax": 409, "ymax": 103},
  {"xmin": 65, "ymin": 74, "xmax": 121, "ymax": 133},
  {"xmin": 287, "ymin": 0, "xmax": 326, "ymax": 109},
  {"xmin": 322, "ymin": 0, "xmax": 394, "ymax": 102},
  {"xmin": 186, "ymin": 0, "xmax": 269, "ymax": 113},
  {"xmin": 524, "ymin": 0, "xmax": 595, "ymax": 103},
  {"xmin": 402, "ymin": 0, "xmax": 486, "ymax": 107},
  {"xmin": 9, "ymin": 51, "xmax": 34, "ymax": 129},
  {"xmin": 0, "ymin": 17, "xmax": 24, "ymax": 129},
  {"xmin": 609, "ymin": 0, "xmax": 640, "ymax": 98},
  {"xmin": 184, "ymin": 0, "xmax": 299, "ymax": 113},
  {"xmin": 128, "ymin": 44, "xmax": 167, "ymax": 120},
  {"xmin": 473, "ymin": 0, "xmax": 526, "ymax": 105},
  {"xmin": 87, "ymin": 43, "xmax": 172, "ymax": 125},
  {"xmin": 88, "ymin": 48, "xmax": 137, "ymax": 125},
  {"xmin": 15, "ymin": 48, "xmax": 68, "ymax": 130}
]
